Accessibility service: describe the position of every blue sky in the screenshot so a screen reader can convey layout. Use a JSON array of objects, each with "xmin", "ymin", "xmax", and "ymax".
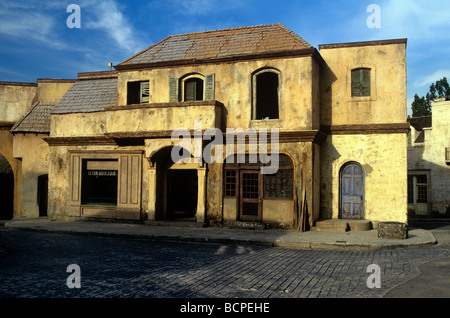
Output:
[{"xmin": 1, "ymin": 0, "xmax": 449, "ymax": 116}]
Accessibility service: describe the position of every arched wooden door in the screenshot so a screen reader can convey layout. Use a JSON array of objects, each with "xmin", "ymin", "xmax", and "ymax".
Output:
[{"xmin": 340, "ymin": 162, "xmax": 365, "ymax": 219}]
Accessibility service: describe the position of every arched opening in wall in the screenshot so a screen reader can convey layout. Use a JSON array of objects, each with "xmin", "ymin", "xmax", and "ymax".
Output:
[
  {"xmin": 0, "ymin": 154, "xmax": 14, "ymax": 220},
  {"xmin": 37, "ymin": 174, "xmax": 48, "ymax": 217},
  {"xmin": 253, "ymin": 70, "xmax": 280, "ymax": 120},
  {"xmin": 339, "ymin": 162, "xmax": 365, "ymax": 219},
  {"xmin": 151, "ymin": 146, "xmax": 198, "ymax": 221}
]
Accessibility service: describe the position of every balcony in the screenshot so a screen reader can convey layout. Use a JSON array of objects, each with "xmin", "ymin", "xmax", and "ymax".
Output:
[{"xmin": 104, "ymin": 100, "xmax": 224, "ymax": 139}]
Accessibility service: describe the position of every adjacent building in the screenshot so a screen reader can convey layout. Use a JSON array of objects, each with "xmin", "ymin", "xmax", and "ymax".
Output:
[
  {"xmin": 407, "ymin": 99, "xmax": 450, "ymax": 217},
  {"xmin": 1, "ymin": 24, "xmax": 411, "ymax": 230}
]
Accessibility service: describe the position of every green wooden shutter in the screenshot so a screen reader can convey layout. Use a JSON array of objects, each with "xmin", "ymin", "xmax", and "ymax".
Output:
[
  {"xmin": 351, "ymin": 68, "xmax": 371, "ymax": 97},
  {"xmin": 361, "ymin": 69, "xmax": 371, "ymax": 96},
  {"xmin": 205, "ymin": 73, "xmax": 215, "ymax": 100},
  {"xmin": 169, "ymin": 76, "xmax": 179, "ymax": 102},
  {"xmin": 351, "ymin": 69, "xmax": 361, "ymax": 97}
]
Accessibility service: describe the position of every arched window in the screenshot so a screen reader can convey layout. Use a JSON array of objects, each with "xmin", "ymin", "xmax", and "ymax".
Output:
[
  {"xmin": 184, "ymin": 77, "xmax": 204, "ymax": 101},
  {"xmin": 253, "ymin": 69, "xmax": 280, "ymax": 120}
]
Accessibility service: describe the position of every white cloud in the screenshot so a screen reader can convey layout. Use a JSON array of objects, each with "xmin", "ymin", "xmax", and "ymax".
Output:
[
  {"xmin": 84, "ymin": 0, "xmax": 145, "ymax": 54},
  {"xmin": 0, "ymin": 1, "xmax": 69, "ymax": 50},
  {"xmin": 378, "ymin": 0, "xmax": 450, "ymax": 42}
]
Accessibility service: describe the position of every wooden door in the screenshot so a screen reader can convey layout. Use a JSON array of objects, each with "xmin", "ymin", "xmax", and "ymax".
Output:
[
  {"xmin": 240, "ymin": 170, "xmax": 262, "ymax": 222},
  {"xmin": 340, "ymin": 163, "xmax": 364, "ymax": 219}
]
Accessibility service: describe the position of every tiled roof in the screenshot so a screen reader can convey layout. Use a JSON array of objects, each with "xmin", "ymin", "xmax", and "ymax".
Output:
[
  {"xmin": 117, "ymin": 23, "xmax": 312, "ymax": 66},
  {"xmin": 11, "ymin": 102, "xmax": 53, "ymax": 134},
  {"xmin": 52, "ymin": 77, "xmax": 117, "ymax": 114}
]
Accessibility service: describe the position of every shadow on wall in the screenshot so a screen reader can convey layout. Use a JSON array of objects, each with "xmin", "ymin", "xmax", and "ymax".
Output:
[{"xmin": 0, "ymin": 154, "xmax": 14, "ymax": 220}]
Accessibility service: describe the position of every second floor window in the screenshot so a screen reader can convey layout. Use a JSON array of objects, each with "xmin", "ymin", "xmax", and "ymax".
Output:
[
  {"xmin": 253, "ymin": 70, "xmax": 280, "ymax": 120},
  {"xmin": 127, "ymin": 81, "xmax": 149, "ymax": 104},
  {"xmin": 184, "ymin": 77, "xmax": 204, "ymax": 101},
  {"xmin": 351, "ymin": 68, "xmax": 371, "ymax": 97}
]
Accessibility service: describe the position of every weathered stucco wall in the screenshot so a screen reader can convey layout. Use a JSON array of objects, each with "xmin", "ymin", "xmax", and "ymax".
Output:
[
  {"xmin": 37, "ymin": 80, "xmax": 75, "ymax": 105},
  {"xmin": 116, "ymin": 56, "xmax": 319, "ymax": 131},
  {"xmin": 13, "ymin": 134, "xmax": 49, "ymax": 217},
  {"xmin": 320, "ymin": 133, "xmax": 408, "ymax": 224},
  {"xmin": 0, "ymin": 83, "xmax": 37, "ymax": 123},
  {"xmin": 50, "ymin": 112, "xmax": 106, "ymax": 137},
  {"xmin": 319, "ymin": 41, "xmax": 407, "ymax": 126},
  {"xmin": 429, "ymin": 101, "xmax": 450, "ymax": 213}
]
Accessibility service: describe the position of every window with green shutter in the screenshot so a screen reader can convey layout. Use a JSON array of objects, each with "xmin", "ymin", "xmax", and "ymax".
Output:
[
  {"xmin": 351, "ymin": 68, "xmax": 371, "ymax": 97},
  {"xmin": 170, "ymin": 73, "xmax": 215, "ymax": 102}
]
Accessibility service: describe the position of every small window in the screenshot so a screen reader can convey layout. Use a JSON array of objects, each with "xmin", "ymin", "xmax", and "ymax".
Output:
[
  {"xmin": 254, "ymin": 71, "xmax": 279, "ymax": 120},
  {"xmin": 224, "ymin": 170, "xmax": 236, "ymax": 197},
  {"xmin": 446, "ymin": 147, "xmax": 450, "ymax": 163},
  {"xmin": 127, "ymin": 81, "xmax": 149, "ymax": 104},
  {"xmin": 351, "ymin": 68, "xmax": 371, "ymax": 97}
]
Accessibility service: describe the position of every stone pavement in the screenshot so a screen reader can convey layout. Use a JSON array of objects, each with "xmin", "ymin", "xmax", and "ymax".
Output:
[{"xmin": 2, "ymin": 217, "xmax": 437, "ymax": 250}]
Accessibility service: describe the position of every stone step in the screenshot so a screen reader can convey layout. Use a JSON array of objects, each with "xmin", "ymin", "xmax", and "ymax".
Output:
[{"xmin": 312, "ymin": 219, "xmax": 372, "ymax": 232}]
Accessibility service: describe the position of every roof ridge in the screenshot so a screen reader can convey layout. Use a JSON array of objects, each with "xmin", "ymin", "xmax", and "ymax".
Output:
[{"xmin": 171, "ymin": 23, "xmax": 284, "ymax": 37}]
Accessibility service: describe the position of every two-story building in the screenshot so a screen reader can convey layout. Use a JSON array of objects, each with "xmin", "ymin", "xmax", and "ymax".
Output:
[{"xmin": 4, "ymin": 24, "xmax": 409, "ymax": 230}]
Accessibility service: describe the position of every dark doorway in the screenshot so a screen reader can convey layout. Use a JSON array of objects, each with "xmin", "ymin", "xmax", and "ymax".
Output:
[
  {"xmin": 37, "ymin": 174, "xmax": 48, "ymax": 217},
  {"xmin": 0, "ymin": 154, "xmax": 14, "ymax": 220},
  {"xmin": 166, "ymin": 169, "xmax": 197, "ymax": 219}
]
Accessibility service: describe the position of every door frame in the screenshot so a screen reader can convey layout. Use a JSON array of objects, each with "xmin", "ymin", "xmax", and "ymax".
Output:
[
  {"xmin": 239, "ymin": 170, "xmax": 262, "ymax": 222},
  {"xmin": 339, "ymin": 162, "xmax": 365, "ymax": 219}
]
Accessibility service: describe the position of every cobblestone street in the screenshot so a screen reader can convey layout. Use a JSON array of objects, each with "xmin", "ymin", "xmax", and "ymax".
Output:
[{"xmin": 1, "ymin": 227, "xmax": 449, "ymax": 299}]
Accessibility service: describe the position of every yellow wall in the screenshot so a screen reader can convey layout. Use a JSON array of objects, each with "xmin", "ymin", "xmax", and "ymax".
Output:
[
  {"xmin": 13, "ymin": 134, "xmax": 49, "ymax": 217},
  {"xmin": 116, "ymin": 56, "xmax": 320, "ymax": 131},
  {"xmin": 321, "ymin": 133, "xmax": 408, "ymax": 224},
  {"xmin": 0, "ymin": 83, "xmax": 37, "ymax": 123},
  {"xmin": 320, "ymin": 41, "xmax": 407, "ymax": 125}
]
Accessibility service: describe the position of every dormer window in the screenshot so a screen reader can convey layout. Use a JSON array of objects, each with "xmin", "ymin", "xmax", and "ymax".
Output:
[
  {"xmin": 351, "ymin": 68, "xmax": 371, "ymax": 97},
  {"xmin": 127, "ymin": 81, "xmax": 149, "ymax": 104}
]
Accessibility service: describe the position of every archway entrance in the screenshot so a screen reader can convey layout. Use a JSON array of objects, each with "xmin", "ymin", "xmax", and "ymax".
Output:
[
  {"xmin": 0, "ymin": 154, "xmax": 14, "ymax": 220},
  {"xmin": 167, "ymin": 169, "xmax": 198, "ymax": 220},
  {"xmin": 150, "ymin": 146, "xmax": 201, "ymax": 221}
]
